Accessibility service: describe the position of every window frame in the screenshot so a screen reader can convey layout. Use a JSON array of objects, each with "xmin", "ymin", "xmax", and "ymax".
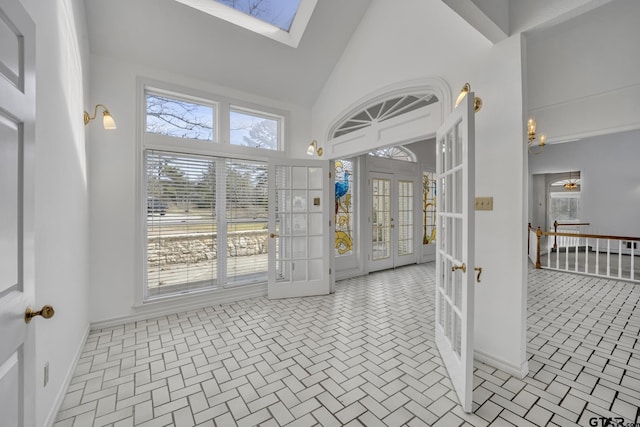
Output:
[
  {"xmin": 145, "ymin": 87, "xmax": 220, "ymax": 143},
  {"xmin": 136, "ymin": 78, "xmax": 290, "ymax": 304},
  {"xmin": 229, "ymin": 105, "xmax": 285, "ymax": 151}
]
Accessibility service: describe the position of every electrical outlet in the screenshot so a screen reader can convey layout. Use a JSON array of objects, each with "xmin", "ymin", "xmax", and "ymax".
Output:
[
  {"xmin": 44, "ymin": 362, "xmax": 49, "ymax": 387},
  {"xmin": 475, "ymin": 197, "xmax": 493, "ymax": 211}
]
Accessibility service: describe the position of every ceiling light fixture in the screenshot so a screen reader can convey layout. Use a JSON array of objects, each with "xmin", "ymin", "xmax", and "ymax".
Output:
[
  {"xmin": 527, "ymin": 117, "xmax": 545, "ymax": 154},
  {"xmin": 564, "ymin": 171, "xmax": 579, "ymax": 190},
  {"xmin": 306, "ymin": 140, "xmax": 323, "ymax": 157},
  {"xmin": 454, "ymin": 82, "xmax": 483, "ymax": 113},
  {"xmin": 84, "ymin": 104, "xmax": 117, "ymax": 130}
]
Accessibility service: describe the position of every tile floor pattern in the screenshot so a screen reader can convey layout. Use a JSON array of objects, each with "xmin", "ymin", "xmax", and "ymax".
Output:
[{"xmin": 54, "ymin": 264, "xmax": 640, "ymax": 427}]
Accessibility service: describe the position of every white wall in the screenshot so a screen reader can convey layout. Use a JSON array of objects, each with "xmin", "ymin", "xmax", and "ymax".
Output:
[
  {"xmin": 529, "ymin": 129, "xmax": 640, "ymax": 238},
  {"xmin": 530, "ymin": 174, "xmax": 547, "ymax": 230},
  {"xmin": 405, "ymin": 139, "xmax": 436, "ymax": 168},
  {"xmin": 88, "ymin": 54, "xmax": 312, "ymax": 324},
  {"xmin": 18, "ymin": 0, "xmax": 92, "ymax": 425},
  {"xmin": 312, "ymin": 0, "xmax": 529, "ymax": 376},
  {"xmin": 526, "ymin": 0, "xmax": 640, "ymax": 143}
]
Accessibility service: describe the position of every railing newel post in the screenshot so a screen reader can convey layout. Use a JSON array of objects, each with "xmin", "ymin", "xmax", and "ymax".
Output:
[{"xmin": 536, "ymin": 226, "xmax": 542, "ymax": 269}]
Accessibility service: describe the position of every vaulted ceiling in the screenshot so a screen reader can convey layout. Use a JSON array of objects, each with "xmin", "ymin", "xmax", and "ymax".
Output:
[
  {"xmin": 84, "ymin": 0, "xmax": 615, "ymax": 107},
  {"xmin": 84, "ymin": 0, "xmax": 371, "ymax": 106}
]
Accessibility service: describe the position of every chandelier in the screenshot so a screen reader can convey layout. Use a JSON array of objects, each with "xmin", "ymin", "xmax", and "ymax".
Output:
[{"xmin": 564, "ymin": 171, "xmax": 579, "ymax": 190}]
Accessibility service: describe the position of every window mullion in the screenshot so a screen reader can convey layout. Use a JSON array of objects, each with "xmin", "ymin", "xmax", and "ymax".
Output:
[
  {"xmin": 219, "ymin": 102, "xmax": 230, "ymax": 145},
  {"xmin": 217, "ymin": 158, "xmax": 228, "ymax": 288}
]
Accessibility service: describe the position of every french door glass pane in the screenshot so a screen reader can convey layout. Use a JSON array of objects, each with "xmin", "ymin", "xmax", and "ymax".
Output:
[
  {"xmin": 372, "ymin": 178, "xmax": 391, "ymax": 260},
  {"xmin": 275, "ymin": 165, "xmax": 323, "ymax": 283},
  {"xmin": 398, "ymin": 180, "xmax": 414, "ymax": 256},
  {"xmin": 422, "ymin": 172, "xmax": 436, "ymax": 245}
]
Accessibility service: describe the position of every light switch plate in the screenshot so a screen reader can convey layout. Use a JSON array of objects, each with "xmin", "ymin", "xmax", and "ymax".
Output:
[{"xmin": 475, "ymin": 197, "xmax": 493, "ymax": 211}]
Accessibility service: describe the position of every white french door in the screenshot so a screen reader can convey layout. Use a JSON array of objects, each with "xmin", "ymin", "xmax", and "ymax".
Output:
[
  {"xmin": 267, "ymin": 160, "xmax": 331, "ymax": 298},
  {"xmin": 435, "ymin": 92, "xmax": 476, "ymax": 412},
  {"xmin": 0, "ymin": 1, "xmax": 37, "ymax": 425},
  {"xmin": 369, "ymin": 172, "xmax": 418, "ymax": 272}
]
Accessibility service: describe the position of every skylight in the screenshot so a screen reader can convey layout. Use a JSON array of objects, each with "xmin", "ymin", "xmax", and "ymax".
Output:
[
  {"xmin": 214, "ymin": 0, "xmax": 301, "ymax": 32},
  {"xmin": 174, "ymin": 0, "xmax": 317, "ymax": 48}
]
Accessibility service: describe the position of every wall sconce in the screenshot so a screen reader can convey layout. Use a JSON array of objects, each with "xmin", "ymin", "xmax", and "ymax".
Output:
[
  {"xmin": 527, "ymin": 117, "xmax": 545, "ymax": 154},
  {"xmin": 84, "ymin": 104, "xmax": 117, "ymax": 130},
  {"xmin": 306, "ymin": 140, "xmax": 323, "ymax": 157},
  {"xmin": 454, "ymin": 82, "xmax": 483, "ymax": 113}
]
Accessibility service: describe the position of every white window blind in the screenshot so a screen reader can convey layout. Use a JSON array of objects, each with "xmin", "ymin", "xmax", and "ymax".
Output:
[
  {"xmin": 145, "ymin": 150, "xmax": 270, "ymax": 298},
  {"xmin": 146, "ymin": 150, "xmax": 218, "ymax": 297},
  {"xmin": 224, "ymin": 158, "xmax": 269, "ymax": 286}
]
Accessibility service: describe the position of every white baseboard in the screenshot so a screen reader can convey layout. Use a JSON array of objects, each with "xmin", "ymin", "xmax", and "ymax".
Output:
[
  {"xmin": 91, "ymin": 283, "xmax": 267, "ymax": 330},
  {"xmin": 335, "ymin": 266, "xmax": 365, "ymax": 281},
  {"xmin": 475, "ymin": 349, "xmax": 529, "ymax": 379},
  {"xmin": 44, "ymin": 323, "xmax": 90, "ymax": 427}
]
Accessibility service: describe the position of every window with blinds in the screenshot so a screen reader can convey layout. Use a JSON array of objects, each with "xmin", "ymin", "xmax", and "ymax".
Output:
[
  {"xmin": 145, "ymin": 150, "xmax": 269, "ymax": 298},
  {"xmin": 224, "ymin": 159, "xmax": 268, "ymax": 286},
  {"xmin": 146, "ymin": 151, "xmax": 218, "ymax": 297}
]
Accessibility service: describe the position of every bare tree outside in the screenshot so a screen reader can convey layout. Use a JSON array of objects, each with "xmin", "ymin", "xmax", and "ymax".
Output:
[
  {"xmin": 146, "ymin": 94, "xmax": 214, "ymax": 140},
  {"xmin": 215, "ymin": 0, "xmax": 300, "ymax": 31}
]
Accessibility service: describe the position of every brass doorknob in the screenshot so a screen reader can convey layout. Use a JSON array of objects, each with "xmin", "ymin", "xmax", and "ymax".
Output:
[
  {"xmin": 25, "ymin": 305, "xmax": 55, "ymax": 324},
  {"xmin": 270, "ymin": 233, "xmax": 279, "ymax": 238},
  {"xmin": 451, "ymin": 263, "xmax": 466, "ymax": 273}
]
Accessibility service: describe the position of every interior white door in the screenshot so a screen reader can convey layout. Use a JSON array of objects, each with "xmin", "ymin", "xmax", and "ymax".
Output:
[
  {"xmin": 267, "ymin": 160, "xmax": 331, "ymax": 298},
  {"xmin": 434, "ymin": 92, "xmax": 475, "ymax": 412},
  {"xmin": 0, "ymin": 1, "xmax": 37, "ymax": 425},
  {"xmin": 369, "ymin": 172, "xmax": 418, "ymax": 272}
]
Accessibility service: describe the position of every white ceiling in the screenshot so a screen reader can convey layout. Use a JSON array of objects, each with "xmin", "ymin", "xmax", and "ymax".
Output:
[
  {"xmin": 84, "ymin": 0, "xmax": 371, "ymax": 106},
  {"xmin": 85, "ymin": 0, "xmax": 614, "ymax": 108}
]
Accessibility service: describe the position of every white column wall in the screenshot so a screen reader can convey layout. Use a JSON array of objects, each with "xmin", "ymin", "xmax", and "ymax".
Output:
[
  {"xmin": 18, "ymin": 0, "xmax": 92, "ymax": 424},
  {"xmin": 312, "ymin": 0, "xmax": 528, "ymax": 376}
]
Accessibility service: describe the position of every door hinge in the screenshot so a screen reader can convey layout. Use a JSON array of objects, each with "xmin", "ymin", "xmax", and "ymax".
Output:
[
  {"xmin": 329, "ymin": 220, "xmax": 332, "ymax": 227},
  {"xmin": 329, "ymin": 172, "xmax": 332, "ymax": 179},
  {"xmin": 329, "ymin": 268, "xmax": 332, "ymax": 275}
]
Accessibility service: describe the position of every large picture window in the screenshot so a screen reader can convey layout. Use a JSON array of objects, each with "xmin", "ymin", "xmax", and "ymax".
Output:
[
  {"xmin": 145, "ymin": 151, "xmax": 269, "ymax": 298},
  {"xmin": 141, "ymin": 84, "xmax": 287, "ymax": 300}
]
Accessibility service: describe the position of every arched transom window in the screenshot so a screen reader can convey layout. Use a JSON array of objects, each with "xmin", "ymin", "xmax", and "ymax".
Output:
[
  {"xmin": 332, "ymin": 93, "xmax": 438, "ymax": 139},
  {"xmin": 368, "ymin": 146, "xmax": 417, "ymax": 162}
]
